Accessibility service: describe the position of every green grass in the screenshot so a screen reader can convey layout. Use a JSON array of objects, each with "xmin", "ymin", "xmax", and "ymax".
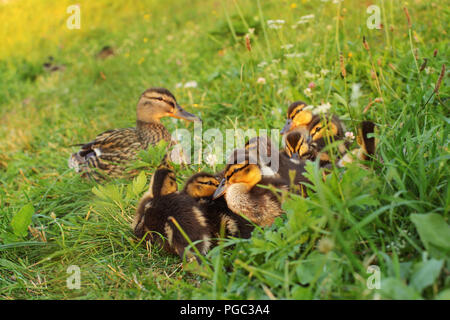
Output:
[{"xmin": 0, "ymin": 0, "xmax": 448, "ymax": 299}]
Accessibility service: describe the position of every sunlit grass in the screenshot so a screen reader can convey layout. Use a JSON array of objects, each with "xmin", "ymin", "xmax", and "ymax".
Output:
[{"xmin": 0, "ymin": 0, "xmax": 448, "ymax": 299}]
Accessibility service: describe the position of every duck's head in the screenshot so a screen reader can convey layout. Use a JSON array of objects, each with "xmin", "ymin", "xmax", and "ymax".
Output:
[
  {"xmin": 184, "ymin": 172, "xmax": 220, "ymax": 199},
  {"xmin": 281, "ymin": 101, "xmax": 312, "ymax": 135},
  {"xmin": 308, "ymin": 115, "xmax": 341, "ymax": 142},
  {"xmin": 284, "ymin": 130, "xmax": 311, "ymax": 159},
  {"xmin": 245, "ymin": 135, "xmax": 273, "ymax": 157},
  {"xmin": 212, "ymin": 160, "xmax": 262, "ymax": 199},
  {"xmin": 149, "ymin": 167, "xmax": 178, "ymax": 198},
  {"xmin": 137, "ymin": 87, "xmax": 201, "ymax": 123}
]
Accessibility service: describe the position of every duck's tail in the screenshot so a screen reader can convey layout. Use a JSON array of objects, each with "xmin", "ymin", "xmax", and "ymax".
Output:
[{"xmin": 68, "ymin": 148, "xmax": 105, "ymax": 181}]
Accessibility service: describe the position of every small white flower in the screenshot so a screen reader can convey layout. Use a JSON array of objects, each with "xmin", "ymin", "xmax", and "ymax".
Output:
[
  {"xmin": 175, "ymin": 82, "xmax": 183, "ymax": 88},
  {"xmin": 350, "ymin": 83, "xmax": 362, "ymax": 106},
  {"xmin": 257, "ymin": 77, "xmax": 266, "ymax": 84},
  {"xmin": 345, "ymin": 131, "xmax": 355, "ymax": 140},
  {"xmin": 280, "ymin": 69, "xmax": 288, "ymax": 76},
  {"xmin": 184, "ymin": 81, "xmax": 198, "ymax": 88},
  {"xmin": 304, "ymin": 71, "xmax": 316, "ymax": 79},
  {"xmin": 304, "ymin": 87, "xmax": 312, "ymax": 97},
  {"xmin": 281, "ymin": 44, "xmax": 294, "ymax": 50},
  {"xmin": 284, "ymin": 53, "xmax": 305, "ymax": 58},
  {"xmin": 257, "ymin": 61, "xmax": 268, "ymax": 68},
  {"xmin": 299, "ymin": 14, "xmax": 315, "ymax": 21},
  {"xmin": 267, "ymin": 19, "xmax": 285, "ymax": 29},
  {"xmin": 312, "ymin": 102, "xmax": 331, "ymax": 115},
  {"xmin": 205, "ymin": 153, "xmax": 218, "ymax": 167},
  {"xmin": 320, "ymin": 69, "xmax": 330, "ymax": 76}
]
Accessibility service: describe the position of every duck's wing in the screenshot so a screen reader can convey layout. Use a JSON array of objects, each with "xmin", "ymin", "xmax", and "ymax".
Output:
[{"xmin": 69, "ymin": 128, "xmax": 141, "ymax": 179}]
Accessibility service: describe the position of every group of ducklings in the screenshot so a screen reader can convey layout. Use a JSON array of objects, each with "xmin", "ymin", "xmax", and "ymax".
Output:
[{"xmin": 69, "ymin": 87, "xmax": 376, "ymax": 261}]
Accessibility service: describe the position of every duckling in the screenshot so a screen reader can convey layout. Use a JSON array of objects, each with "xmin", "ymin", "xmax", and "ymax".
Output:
[
  {"xmin": 307, "ymin": 114, "xmax": 346, "ymax": 160},
  {"xmin": 245, "ymin": 135, "xmax": 309, "ymax": 193},
  {"xmin": 96, "ymin": 46, "xmax": 115, "ymax": 60},
  {"xmin": 337, "ymin": 121, "xmax": 376, "ymax": 167},
  {"xmin": 183, "ymin": 172, "xmax": 254, "ymax": 239},
  {"xmin": 280, "ymin": 101, "xmax": 312, "ymax": 135},
  {"xmin": 212, "ymin": 160, "xmax": 288, "ymax": 227},
  {"xmin": 68, "ymin": 87, "xmax": 201, "ymax": 181},
  {"xmin": 133, "ymin": 167, "xmax": 211, "ymax": 260}
]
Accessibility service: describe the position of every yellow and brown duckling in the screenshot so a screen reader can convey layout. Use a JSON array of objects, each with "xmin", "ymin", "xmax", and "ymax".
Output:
[
  {"xmin": 337, "ymin": 121, "xmax": 376, "ymax": 168},
  {"xmin": 133, "ymin": 167, "xmax": 211, "ymax": 260},
  {"xmin": 280, "ymin": 101, "xmax": 313, "ymax": 135},
  {"xmin": 245, "ymin": 135, "xmax": 309, "ymax": 194},
  {"xmin": 69, "ymin": 87, "xmax": 201, "ymax": 181},
  {"xmin": 183, "ymin": 172, "xmax": 254, "ymax": 239},
  {"xmin": 283, "ymin": 114, "xmax": 346, "ymax": 166},
  {"xmin": 212, "ymin": 158, "xmax": 288, "ymax": 227}
]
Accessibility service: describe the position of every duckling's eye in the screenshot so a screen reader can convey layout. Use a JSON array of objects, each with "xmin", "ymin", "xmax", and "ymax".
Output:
[{"xmin": 155, "ymin": 97, "xmax": 163, "ymax": 101}]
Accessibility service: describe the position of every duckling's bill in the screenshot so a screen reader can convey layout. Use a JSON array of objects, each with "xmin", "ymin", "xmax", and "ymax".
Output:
[
  {"xmin": 280, "ymin": 119, "xmax": 292, "ymax": 135},
  {"xmin": 212, "ymin": 178, "xmax": 226, "ymax": 199}
]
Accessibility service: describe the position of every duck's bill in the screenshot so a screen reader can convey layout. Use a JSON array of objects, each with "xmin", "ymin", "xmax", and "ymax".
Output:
[
  {"xmin": 171, "ymin": 104, "xmax": 202, "ymax": 122},
  {"xmin": 212, "ymin": 178, "xmax": 227, "ymax": 199},
  {"xmin": 280, "ymin": 119, "xmax": 292, "ymax": 135}
]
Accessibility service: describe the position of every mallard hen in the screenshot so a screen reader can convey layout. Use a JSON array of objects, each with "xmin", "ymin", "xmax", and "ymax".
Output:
[{"xmin": 68, "ymin": 87, "xmax": 201, "ymax": 181}]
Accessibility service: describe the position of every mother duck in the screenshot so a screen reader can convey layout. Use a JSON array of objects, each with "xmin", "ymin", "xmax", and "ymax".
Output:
[{"xmin": 68, "ymin": 87, "xmax": 201, "ymax": 181}]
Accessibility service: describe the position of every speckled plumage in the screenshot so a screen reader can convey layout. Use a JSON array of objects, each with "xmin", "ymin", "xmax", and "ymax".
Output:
[
  {"xmin": 183, "ymin": 172, "xmax": 254, "ymax": 240},
  {"xmin": 225, "ymin": 177, "xmax": 287, "ymax": 227},
  {"xmin": 69, "ymin": 87, "xmax": 200, "ymax": 181},
  {"xmin": 133, "ymin": 168, "xmax": 211, "ymax": 260}
]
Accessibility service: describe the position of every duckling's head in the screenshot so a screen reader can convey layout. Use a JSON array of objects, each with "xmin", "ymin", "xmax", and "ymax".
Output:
[
  {"xmin": 212, "ymin": 161, "xmax": 262, "ymax": 199},
  {"xmin": 137, "ymin": 87, "xmax": 201, "ymax": 123},
  {"xmin": 149, "ymin": 167, "xmax": 178, "ymax": 198},
  {"xmin": 308, "ymin": 115, "xmax": 341, "ymax": 142},
  {"xmin": 184, "ymin": 172, "xmax": 220, "ymax": 199},
  {"xmin": 284, "ymin": 130, "xmax": 310, "ymax": 159},
  {"xmin": 281, "ymin": 101, "xmax": 312, "ymax": 135},
  {"xmin": 245, "ymin": 135, "xmax": 273, "ymax": 157}
]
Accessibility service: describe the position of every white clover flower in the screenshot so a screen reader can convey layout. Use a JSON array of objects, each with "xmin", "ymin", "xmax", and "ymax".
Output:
[
  {"xmin": 205, "ymin": 153, "xmax": 218, "ymax": 167},
  {"xmin": 312, "ymin": 102, "xmax": 331, "ymax": 115},
  {"xmin": 284, "ymin": 53, "xmax": 305, "ymax": 58},
  {"xmin": 281, "ymin": 44, "xmax": 294, "ymax": 50},
  {"xmin": 280, "ymin": 69, "xmax": 288, "ymax": 76},
  {"xmin": 267, "ymin": 19, "xmax": 285, "ymax": 29},
  {"xmin": 257, "ymin": 77, "xmax": 266, "ymax": 84},
  {"xmin": 304, "ymin": 71, "xmax": 316, "ymax": 79},
  {"xmin": 320, "ymin": 69, "xmax": 330, "ymax": 76},
  {"xmin": 184, "ymin": 81, "xmax": 198, "ymax": 88},
  {"xmin": 175, "ymin": 82, "xmax": 183, "ymax": 88},
  {"xmin": 345, "ymin": 131, "xmax": 355, "ymax": 140},
  {"xmin": 300, "ymin": 14, "xmax": 315, "ymax": 20},
  {"xmin": 303, "ymin": 87, "xmax": 312, "ymax": 97},
  {"xmin": 350, "ymin": 83, "xmax": 362, "ymax": 106},
  {"xmin": 425, "ymin": 67, "xmax": 435, "ymax": 74},
  {"xmin": 292, "ymin": 14, "xmax": 315, "ymax": 28},
  {"xmin": 257, "ymin": 61, "xmax": 268, "ymax": 68}
]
